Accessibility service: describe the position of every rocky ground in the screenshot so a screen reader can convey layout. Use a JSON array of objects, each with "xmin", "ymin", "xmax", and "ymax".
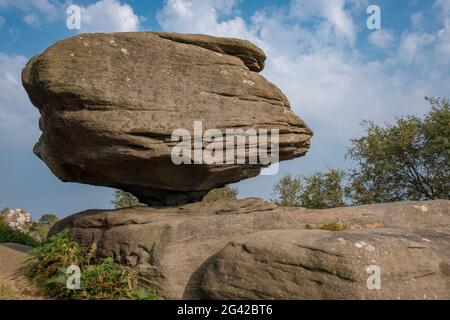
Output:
[{"xmin": 50, "ymin": 199, "xmax": 450, "ymax": 300}]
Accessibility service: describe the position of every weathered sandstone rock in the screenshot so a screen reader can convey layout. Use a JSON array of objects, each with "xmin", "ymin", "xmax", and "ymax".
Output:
[
  {"xmin": 22, "ymin": 32, "xmax": 312, "ymax": 205},
  {"xmin": 49, "ymin": 199, "xmax": 450, "ymax": 299},
  {"xmin": 200, "ymin": 228, "xmax": 450, "ymax": 300}
]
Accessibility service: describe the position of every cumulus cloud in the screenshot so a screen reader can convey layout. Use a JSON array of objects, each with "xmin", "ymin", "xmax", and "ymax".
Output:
[
  {"xmin": 368, "ymin": 29, "xmax": 395, "ymax": 49},
  {"xmin": 157, "ymin": 0, "xmax": 254, "ymax": 39},
  {"xmin": 0, "ymin": 0, "xmax": 142, "ymax": 31},
  {"xmin": 0, "ymin": 0, "xmax": 59, "ymax": 27},
  {"xmin": 79, "ymin": 0, "xmax": 142, "ymax": 33},
  {"xmin": 289, "ymin": 0, "xmax": 367, "ymax": 45},
  {"xmin": 23, "ymin": 13, "xmax": 40, "ymax": 28},
  {"xmin": 155, "ymin": 0, "xmax": 450, "ymax": 181}
]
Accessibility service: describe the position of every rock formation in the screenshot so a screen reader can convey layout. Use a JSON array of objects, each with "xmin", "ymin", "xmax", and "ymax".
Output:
[
  {"xmin": 49, "ymin": 199, "xmax": 450, "ymax": 300},
  {"xmin": 24, "ymin": 33, "xmax": 449, "ymax": 300},
  {"xmin": 22, "ymin": 32, "xmax": 312, "ymax": 206}
]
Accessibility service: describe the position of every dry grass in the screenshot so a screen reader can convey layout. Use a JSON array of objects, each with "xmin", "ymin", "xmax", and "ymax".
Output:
[
  {"xmin": 0, "ymin": 278, "xmax": 16, "ymax": 300},
  {"xmin": 319, "ymin": 221, "xmax": 349, "ymax": 232}
]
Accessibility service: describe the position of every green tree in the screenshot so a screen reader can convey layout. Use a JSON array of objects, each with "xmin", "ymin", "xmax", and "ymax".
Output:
[
  {"xmin": 30, "ymin": 214, "xmax": 60, "ymax": 242},
  {"xmin": 203, "ymin": 186, "xmax": 239, "ymax": 203},
  {"xmin": 271, "ymin": 174, "xmax": 302, "ymax": 206},
  {"xmin": 347, "ymin": 97, "xmax": 450, "ymax": 204},
  {"xmin": 300, "ymin": 169, "xmax": 346, "ymax": 209},
  {"xmin": 271, "ymin": 170, "xmax": 346, "ymax": 208},
  {"xmin": 38, "ymin": 214, "xmax": 59, "ymax": 225},
  {"xmin": 112, "ymin": 190, "xmax": 147, "ymax": 209}
]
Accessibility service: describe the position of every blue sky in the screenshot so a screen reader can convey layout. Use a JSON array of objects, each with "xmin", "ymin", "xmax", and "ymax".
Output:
[{"xmin": 0, "ymin": 0, "xmax": 449, "ymax": 219}]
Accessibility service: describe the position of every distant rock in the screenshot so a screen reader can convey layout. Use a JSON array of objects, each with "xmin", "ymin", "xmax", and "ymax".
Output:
[
  {"xmin": 0, "ymin": 208, "xmax": 32, "ymax": 233},
  {"xmin": 22, "ymin": 32, "xmax": 312, "ymax": 206},
  {"xmin": 49, "ymin": 199, "xmax": 450, "ymax": 299}
]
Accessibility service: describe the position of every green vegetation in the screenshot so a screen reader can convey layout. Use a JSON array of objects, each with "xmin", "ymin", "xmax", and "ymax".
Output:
[
  {"xmin": 23, "ymin": 230, "xmax": 158, "ymax": 300},
  {"xmin": 203, "ymin": 186, "xmax": 239, "ymax": 202},
  {"xmin": 0, "ymin": 218, "xmax": 39, "ymax": 247},
  {"xmin": 30, "ymin": 214, "xmax": 59, "ymax": 242},
  {"xmin": 112, "ymin": 190, "xmax": 147, "ymax": 209},
  {"xmin": 272, "ymin": 97, "xmax": 450, "ymax": 208},
  {"xmin": 271, "ymin": 169, "xmax": 345, "ymax": 208},
  {"xmin": 271, "ymin": 174, "xmax": 302, "ymax": 206},
  {"xmin": 347, "ymin": 96, "xmax": 449, "ymax": 204},
  {"xmin": 320, "ymin": 221, "xmax": 349, "ymax": 232}
]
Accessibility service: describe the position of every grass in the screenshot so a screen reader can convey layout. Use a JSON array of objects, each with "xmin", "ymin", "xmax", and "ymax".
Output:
[
  {"xmin": 0, "ymin": 279, "xmax": 16, "ymax": 300},
  {"xmin": 22, "ymin": 229, "xmax": 159, "ymax": 300},
  {"xmin": 320, "ymin": 221, "xmax": 349, "ymax": 232}
]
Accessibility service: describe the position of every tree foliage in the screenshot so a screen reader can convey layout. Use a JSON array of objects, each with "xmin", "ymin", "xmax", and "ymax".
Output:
[
  {"xmin": 271, "ymin": 169, "xmax": 346, "ymax": 208},
  {"xmin": 347, "ymin": 97, "xmax": 449, "ymax": 204},
  {"xmin": 300, "ymin": 169, "xmax": 346, "ymax": 209},
  {"xmin": 30, "ymin": 214, "xmax": 59, "ymax": 242},
  {"xmin": 271, "ymin": 174, "xmax": 302, "ymax": 207},
  {"xmin": 112, "ymin": 190, "xmax": 147, "ymax": 209},
  {"xmin": 203, "ymin": 186, "xmax": 239, "ymax": 203},
  {"xmin": 272, "ymin": 97, "xmax": 449, "ymax": 207}
]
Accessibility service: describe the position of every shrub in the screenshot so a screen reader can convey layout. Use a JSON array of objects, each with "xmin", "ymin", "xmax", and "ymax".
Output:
[
  {"xmin": 29, "ymin": 214, "xmax": 59, "ymax": 242},
  {"xmin": 23, "ymin": 230, "xmax": 158, "ymax": 300},
  {"xmin": 320, "ymin": 221, "xmax": 349, "ymax": 232},
  {"xmin": 0, "ymin": 223, "xmax": 39, "ymax": 247},
  {"xmin": 112, "ymin": 190, "xmax": 147, "ymax": 209},
  {"xmin": 203, "ymin": 186, "xmax": 239, "ymax": 202}
]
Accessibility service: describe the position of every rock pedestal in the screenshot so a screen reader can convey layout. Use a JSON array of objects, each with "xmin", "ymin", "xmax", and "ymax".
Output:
[{"xmin": 49, "ymin": 199, "xmax": 450, "ymax": 300}]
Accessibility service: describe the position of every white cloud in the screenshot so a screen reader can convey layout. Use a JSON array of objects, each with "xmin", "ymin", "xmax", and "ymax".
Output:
[
  {"xmin": 0, "ymin": 53, "xmax": 40, "ymax": 146},
  {"xmin": 157, "ymin": 0, "xmax": 253, "ymax": 39},
  {"xmin": 23, "ymin": 13, "xmax": 40, "ymax": 28},
  {"xmin": 0, "ymin": 0, "xmax": 59, "ymax": 25},
  {"xmin": 368, "ymin": 29, "xmax": 395, "ymax": 49},
  {"xmin": 79, "ymin": 0, "xmax": 142, "ymax": 33},
  {"xmin": 156, "ymin": 0, "xmax": 450, "ymax": 170},
  {"xmin": 289, "ymin": 0, "xmax": 366, "ymax": 45},
  {"xmin": 410, "ymin": 12, "xmax": 423, "ymax": 30},
  {"xmin": 397, "ymin": 32, "xmax": 435, "ymax": 66}
]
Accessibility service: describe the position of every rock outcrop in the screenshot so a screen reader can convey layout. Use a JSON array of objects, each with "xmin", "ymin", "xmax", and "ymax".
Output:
[
  {"xmin": 0, "ymin": 208, "xmax": 32, "ymax": 233},
  {"xmin": 201, "ymin": 228, "xmax": 450, "ymax": 300},
  {"xmin": 49, "ymin": 199, "xmax": 450, "ymax": 300},
  {"xmin": 22, "ymin": 32, "xmax": 312, "ymax": 206}
]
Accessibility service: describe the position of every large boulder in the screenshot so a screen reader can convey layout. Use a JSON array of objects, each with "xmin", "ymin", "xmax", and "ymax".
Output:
[
  {"xmin": 49, "ymin": 199, "xmax": 450, "ymax": 299},
  {"xmin": 200, "ymin": 228, "xmax": 450, "ymax": 300},
  {"xmin": 22, "ymin": 32, "xmax": 312, "ymax": 206}
]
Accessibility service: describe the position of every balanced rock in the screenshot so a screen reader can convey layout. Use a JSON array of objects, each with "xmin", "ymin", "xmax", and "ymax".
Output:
[
  {"xmin": 22, "ymin": 32, "xmax": 312, "ymax": 206},
  {"xmin": 49, "ymin": 199, "xmax": 450, "ymax": 299}
]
